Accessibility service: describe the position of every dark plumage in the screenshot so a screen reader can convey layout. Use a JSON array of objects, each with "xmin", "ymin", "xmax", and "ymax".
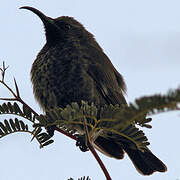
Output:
[{"xmin": 21, "ymin": 6, "xmax": 167, "ymax": 175}]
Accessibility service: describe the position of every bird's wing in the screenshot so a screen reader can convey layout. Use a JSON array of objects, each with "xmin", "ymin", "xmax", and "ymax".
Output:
[{"xmin": 84, "ymin": 49, "xmax": 127, "ymax": 105}]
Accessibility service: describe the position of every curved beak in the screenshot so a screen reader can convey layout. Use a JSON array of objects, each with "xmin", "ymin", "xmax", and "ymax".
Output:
[
  {"xmin": 20, "ymin": 6, "xmax": 54, "ymax": 27},
  {"xmin": 20, "ymin": 6, "xmax": 60, "ymax": 43}
]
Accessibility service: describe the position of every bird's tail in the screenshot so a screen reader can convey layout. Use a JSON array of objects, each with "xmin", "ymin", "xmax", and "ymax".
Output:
[
  {"xmin": 123, "ymin": 145, "xmax": 167, "ymax": 175},
  {"xmin": 94, "ymin": 136, "xmax": 167, "ymax": 175}
]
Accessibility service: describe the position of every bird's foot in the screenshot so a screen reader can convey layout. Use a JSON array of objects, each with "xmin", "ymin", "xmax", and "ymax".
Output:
[
  {"xmin": 76, "ymin": 135, "xmax": 89, "ymax": 152},
  {"xmin": 46, "ymin": 125, "xmax": 56, "ymax": 137}
]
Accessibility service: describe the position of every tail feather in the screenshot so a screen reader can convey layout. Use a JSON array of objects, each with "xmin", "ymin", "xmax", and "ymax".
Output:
[
  {"xmin": 139, "ymin": 149, "xmax": 167, "ymax": 172},
  {"xmin": 123, "ymin": 146, "xmax": 167, "ymax": 175},
  {"xmin": 94, "ymin": 136, "xmax": 167, "ymax": 175}
]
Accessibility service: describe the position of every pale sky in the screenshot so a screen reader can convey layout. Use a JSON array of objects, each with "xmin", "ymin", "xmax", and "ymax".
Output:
[{"xmin": 0, "ymin": 1, "xmax": 180, "ymax": 180}]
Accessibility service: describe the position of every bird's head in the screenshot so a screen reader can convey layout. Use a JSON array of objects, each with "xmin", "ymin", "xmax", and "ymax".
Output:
[{"xmin": 20, "ymin": 6, "xmax": 94, "ymax": 45}]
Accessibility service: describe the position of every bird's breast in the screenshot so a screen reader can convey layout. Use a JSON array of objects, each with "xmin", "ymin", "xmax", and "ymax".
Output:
[{"xmin": 31, "ymin": 45, "xmax": 97, "ymax": 110}]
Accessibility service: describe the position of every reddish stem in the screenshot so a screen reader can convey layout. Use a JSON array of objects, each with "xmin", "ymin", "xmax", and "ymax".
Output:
[
  {"xmin": 55, "ymin": 126, "xmax": 112, "ymax": 179},
  {"xmin": 88, "ymin": 142, "xmax": 112, "ymax": 180},
  {"xmin": 55, "ymin": 127, "xmax": 77, "ymax": 140}
]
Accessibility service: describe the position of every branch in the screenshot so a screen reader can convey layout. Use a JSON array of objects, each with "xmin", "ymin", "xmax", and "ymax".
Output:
[
  {"xmin": 88, "ymin": 142, "xmax": 112, "ymax": 180},
  {"xmin": 0, "ymin": 61, "xmax": 111, "ymax": 179},
  {"xmin": 55, "ymin": 126, "xmax": 111, "ymax": 179}
]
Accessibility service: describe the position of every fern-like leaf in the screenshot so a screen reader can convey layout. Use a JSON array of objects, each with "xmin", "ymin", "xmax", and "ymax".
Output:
[
  {"xmin": 0, "ymin": 118, "xmax": 54, "ymax": 148},
  {"xmin": 0, "ymin": 118, "xmax": 29, "ymax": 138},
  {"xmin": 0, "ymin": 102, "xmax": 34, "ymax": 122},
  {"xmin": 38, "ymin": 88, "xmax": 180, "ymax": 151}
]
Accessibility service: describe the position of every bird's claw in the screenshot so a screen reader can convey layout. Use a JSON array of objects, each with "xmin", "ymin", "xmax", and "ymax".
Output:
[
  {"xmin": 76, "ymin": 135, "xmax": 89, "ymax": 152},
  {"xmin": 46, "ymin": 125, "xmax": 56, "ymax": 137}
]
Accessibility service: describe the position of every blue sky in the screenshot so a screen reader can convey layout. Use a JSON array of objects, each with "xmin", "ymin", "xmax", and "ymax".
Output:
[{"xmin": 0, "ymin": 1, "xmax": 180, "ymax": 180}]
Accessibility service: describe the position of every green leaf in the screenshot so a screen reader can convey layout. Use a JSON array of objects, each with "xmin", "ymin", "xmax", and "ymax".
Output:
[
  {"xmin": 15, "ymin": 118, "xmax": 20, "ymax": 130},
  {"xmin": 7, "ymin": 102, "xmax": 14, "ymax": 113},
  {"xmin": 13, "ymin": 102, "xmax": 23, "ymax": 115},
  {"xmin": 0, "ymin": 105, "xmax": 5, "ymax": 113},
  {"xmin": 42, "ymin": 139, "xmax": 54, "ymax": 147},
  {"xmin": 2, "ymin": 103, "xmax": 9, "ymax": 113},
  {"xmin": 0, "ymin": 128, "xmax": 4, "ymax": 135},
  {"xmin": 9, "ymin": 119, "xmax": 17, "ymax": 131},
  {"xmin": 4, "ymin": 119, "xmax": 12, "ymax": 132},
  {"xmin": 0, "ymin": 122, "xmax": 8, "ymax": 133},
  {"xmin": 31, "ymin": 127, "xmax": 42, "ymax": 141},
  {"xmin": 23, "ymin": 105, "xmax": 32, "ymax": 120},
  {"xmin": 19, "ymin": 120, "xmax": 26, "ymax": 130},
  {"xmin": 37, "ymin": 132, "xmax": 51, "ymax": 143}
]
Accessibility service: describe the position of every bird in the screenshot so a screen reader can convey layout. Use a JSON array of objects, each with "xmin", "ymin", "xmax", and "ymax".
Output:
[{"xmin": 20, "ymin": 6, "xmax": 167, "ymax": 175}]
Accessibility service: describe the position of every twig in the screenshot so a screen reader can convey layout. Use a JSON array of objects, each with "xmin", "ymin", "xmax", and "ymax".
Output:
[
  {"xmin": 88, "ymin": 142, "xmax": 112, "ymax": 180},
  {"xmin": 56, "ymin": 126, "xmax": 112, "ymax": 179},
  {"xmin": 55, "ymin": 127, "xmax": 77, "ymax": 140},
  {"xmin": 82, "ymin": 116, "xmax": 112, "ymax": 180}
]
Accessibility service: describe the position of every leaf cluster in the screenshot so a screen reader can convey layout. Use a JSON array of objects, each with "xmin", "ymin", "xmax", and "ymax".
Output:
[
  {"xmin": 34, "ymin": 88, "xmax": 180, "ymax": 151},
  {"xmin": 0, "ymin": 102, "xmax": 54, "ymax": 148},
  {"xmin": 0, "ymin": 62, "xmax": 180, "ymax": 152}
]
